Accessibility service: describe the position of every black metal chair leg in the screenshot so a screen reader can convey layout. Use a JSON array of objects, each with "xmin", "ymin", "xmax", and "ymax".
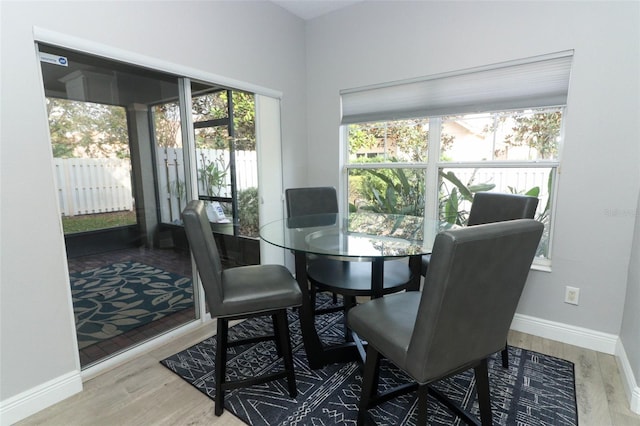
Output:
[
  {"xmin": 311, "ymin": 289, "xmax": 340, "ymax": 312},
  {"xmin": 215, "ymin": 318, "xmax": 229, "ymax": 416},
  {"xmin": 275, "ymin": 310, "xmax": 297, "ymax": 398},
  {"xmin": 272, "ymin": 314, "xmax": 283, "ymax": 357},
  {"xmin": 417, "ymin": 384, "xmax": 430, "ymax": 425},
  {"xmin": 310, "ymin": 285, "xmax": 317, "ymax": 313},
  {"xmin": 357, "ymin": 345, "xmax": 381, "ymax": 426},
  {"xmin": 474, "ymin": 358, "xmax": 493, "ymax": 425},
  {"xmin": 501, "ymin": 343, "xmax": 509, "ymax": 368}
]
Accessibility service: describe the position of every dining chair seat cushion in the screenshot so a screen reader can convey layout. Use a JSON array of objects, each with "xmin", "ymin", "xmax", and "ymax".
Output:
[
  {"xmin": 348, "ymin": 292, "xmax": 419, "ymax": 370},
  {"xmin": 307, "ymin": 258, "xmax": 411, "ymax": 296},
  {"xmin": 219, "ymin": 264, "xmax": 302, "ymax": 318}
]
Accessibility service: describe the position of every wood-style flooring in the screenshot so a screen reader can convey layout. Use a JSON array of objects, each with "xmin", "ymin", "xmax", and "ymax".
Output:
[{"xmin": 17, "ymin": 325, "xmax": 640, "ymax": 426}]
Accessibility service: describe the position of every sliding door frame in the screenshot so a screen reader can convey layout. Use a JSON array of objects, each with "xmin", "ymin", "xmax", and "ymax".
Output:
[{"xmin": 33, "ymin": 26, "xmax": 286, "ymax": 379}]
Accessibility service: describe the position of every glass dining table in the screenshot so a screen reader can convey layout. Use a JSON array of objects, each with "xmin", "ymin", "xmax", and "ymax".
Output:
[{"xmin": 260, "ymin": 212, "xmax": 442, "ymax": 369}]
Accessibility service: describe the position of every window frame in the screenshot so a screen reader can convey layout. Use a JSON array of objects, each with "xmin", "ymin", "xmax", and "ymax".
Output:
[{"xmin": 342, "ymin": 111, "xmax": 564, "ymax": 271}]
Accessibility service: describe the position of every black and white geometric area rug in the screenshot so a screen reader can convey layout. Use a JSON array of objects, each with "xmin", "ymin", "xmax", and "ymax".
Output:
[{"xmin": 161, "ymin": 295, "xmax": 578, "ymax": 425}]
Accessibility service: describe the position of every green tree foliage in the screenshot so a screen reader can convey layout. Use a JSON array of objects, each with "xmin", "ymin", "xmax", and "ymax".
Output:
[
  {"xmin": 348, "ymin": 125, "xmax": 378, "ymax": 153},
  {"xmin": 348, "ymin": 119, "xmax": 455, "ymax": 163},
  {"xmin": 191, "ymin": 91, "xmax": 256, "ymax": 150},
  {"xmin": 153, "ymin": 102, "xmax": 181, "ymax": 148},
  {"xmin": 47, "ymin": 98, "xmax": 129, "ymax": 159},
  {"xmin": 348, "ymin": 119, "xmax": 454, "ymax": 214},
  {"xmin": 349, "ymin": 163, "xmax": 425, "ymax": 216},
  {"xmin": 499, "ymin": 110, "xmax": 561, "ymax": 159},
  {"xmin": 238, "ymin": 187, "xmax": 259, "ymax": 237},
  {"xmin": 348, "ymin": 119, "xmax": 428, "ymax": 162}
]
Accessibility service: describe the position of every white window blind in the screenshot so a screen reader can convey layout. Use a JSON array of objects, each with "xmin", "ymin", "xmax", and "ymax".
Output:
[{"xmin": 340, "ymin": 50, "xmax": 574, "ymax": 124}]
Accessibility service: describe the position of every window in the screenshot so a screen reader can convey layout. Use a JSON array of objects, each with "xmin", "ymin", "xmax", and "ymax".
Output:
[{"xmin": 342, "ymin": 52, "xmax": 572, "ymax": 266}]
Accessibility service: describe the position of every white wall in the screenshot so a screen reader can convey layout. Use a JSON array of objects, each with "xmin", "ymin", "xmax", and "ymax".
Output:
[{"xmin": 0, "ymin": 0, "xmax": 307, "ymax": 419}]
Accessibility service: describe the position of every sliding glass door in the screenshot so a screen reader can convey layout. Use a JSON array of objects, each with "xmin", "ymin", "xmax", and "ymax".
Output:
[{"xmin": 37, "ymin": 41, "xmax": 279, "ymax": 369}]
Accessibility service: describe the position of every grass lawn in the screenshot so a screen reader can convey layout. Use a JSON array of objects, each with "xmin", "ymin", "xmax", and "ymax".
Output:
[{"xmin": 62, "ymin": 210, "xmax": 137, "ymax": 234}]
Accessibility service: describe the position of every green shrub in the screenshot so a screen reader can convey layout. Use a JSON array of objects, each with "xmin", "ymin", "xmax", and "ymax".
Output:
[{"xmin": 238, "ymin": 187, "xmax": 259, "ymax": 237}]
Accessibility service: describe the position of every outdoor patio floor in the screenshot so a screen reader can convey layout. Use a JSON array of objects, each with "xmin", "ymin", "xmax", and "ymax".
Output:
[{"xmin": 67, "ymin": 246, "xmax": 195, "ymax": 368}]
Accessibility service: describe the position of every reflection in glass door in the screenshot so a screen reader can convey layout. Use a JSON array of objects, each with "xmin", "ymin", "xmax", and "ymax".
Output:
[{"xmin": 155, "ymin": 86, "xmax": 260, "ymax": 270}]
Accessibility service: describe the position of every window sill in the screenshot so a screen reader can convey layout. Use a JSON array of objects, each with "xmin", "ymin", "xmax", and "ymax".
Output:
[{"xmin": 531, "ymin": 262, "xmax": 552, "ymax": 273}]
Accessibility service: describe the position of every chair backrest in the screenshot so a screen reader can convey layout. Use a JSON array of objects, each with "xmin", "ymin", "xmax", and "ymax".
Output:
[
  {"xmin": 406, "ymin": 219, "xmax": 543, "ymax": 383},
  {"xmin": 285, "ymin": 187, "xmax": 339, "ymax": 217},
  {"xmin": 467, "ymin": 192, "xmax": 539, "ymax": 226},
  {"xmin": 182, "ymin": 200, "xmax": 224, "ymax": 313}
]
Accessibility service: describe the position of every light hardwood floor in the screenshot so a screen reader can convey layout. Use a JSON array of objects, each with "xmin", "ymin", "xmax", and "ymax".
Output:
[{"xmin": 17, "ymin": 325, "xmax": 640, "ymax": 426}]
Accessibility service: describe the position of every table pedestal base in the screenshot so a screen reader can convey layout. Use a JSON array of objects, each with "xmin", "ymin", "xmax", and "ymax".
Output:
[{"xmin": 294, "ymin": 252, "xmax": 422, "ymax": 369}]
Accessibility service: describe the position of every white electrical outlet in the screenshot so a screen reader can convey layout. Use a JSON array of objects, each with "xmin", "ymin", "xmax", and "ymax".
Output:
[{"xmin": 564, "ymin": 286, "xmax": 580, "ymax": 305}]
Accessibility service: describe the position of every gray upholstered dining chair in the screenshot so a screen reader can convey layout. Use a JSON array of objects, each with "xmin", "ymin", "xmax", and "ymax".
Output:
[
  {"xmin": 285, "ymin": 186, "xmax": 340, "ymax": 218},
  {"xmin": 285, "ymin": 186, "xmax": 340, "ymax": 306},
  {"xmin": 285, "ymin": 187, "xmax": 412, "ymax": 337},
  {"xmin": 422, "ymin": 191, "xmax": 539, "ymax": 368},
  {"xmin": 348, "ymin": 219, "xmax": 544, "ymax": 425},
  {"xmin": 182, "ymin": 200, "xmax": 302, "ymax": 417},
  {"xmin": 422, "ymin": 191, "xmax": 539, "ymax": 276}
]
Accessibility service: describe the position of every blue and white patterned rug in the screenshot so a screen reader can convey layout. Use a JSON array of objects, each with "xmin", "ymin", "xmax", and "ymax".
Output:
[
  {"xmin": 161, "ymin": 295, "xmax": 577, "ymax": 425},
  {"xmin": 71, "ymin": 261, "xmax": 193, "ymax": 349}
]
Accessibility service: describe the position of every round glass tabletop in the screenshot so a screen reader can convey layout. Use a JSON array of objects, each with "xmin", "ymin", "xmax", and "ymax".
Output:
[{"xmin": 260, "ymin": 212, "xmax": 444, "ymax": 260}]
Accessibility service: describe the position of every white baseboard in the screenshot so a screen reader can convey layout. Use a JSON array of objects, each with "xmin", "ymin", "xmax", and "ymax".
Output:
[
  {"xmin": 0, "ymin": 370, "xmax": 82, "ymax": 426},
  {"xmin": 1, "ymin": 318, "xmax": 212, "ymax": 425},
  {"xmin": 511, "ymin": 313, "xmax": 639, "ymax": 415},
  {"xmin": 511, "ymin": 313, "xmax": 618, "ymax": 354},
  {"xmin": 616, "ymin": 340, "xmax": 640, "ymax": 415}
]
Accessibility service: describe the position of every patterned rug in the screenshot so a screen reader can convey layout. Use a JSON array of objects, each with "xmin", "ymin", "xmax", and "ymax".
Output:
[
  {"xmin": 161, "ymin": 295, "xmax": 577, "ymax": 425},
  {"xmin": 71, "ymin": 261, "xmax": 193, "ymax": 349}
]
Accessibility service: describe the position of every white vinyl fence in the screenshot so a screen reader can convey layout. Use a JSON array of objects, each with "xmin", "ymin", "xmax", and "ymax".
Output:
[
  {"xmin": 53, "ymin": 157, "xmax": 134, "ymax": 216},
  {"xmin": 156, "ymin": 148, "xmax": 258, "ymax": 223},
  {"xmin": 55, "ymin": 155, "xmax": 544, "ymax": 221},
  {"xmin": 53, "ymin": 149, "xmax": 259, "ymax": 220}
]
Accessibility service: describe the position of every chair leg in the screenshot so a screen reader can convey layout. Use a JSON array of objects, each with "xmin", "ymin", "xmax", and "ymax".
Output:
[
  {"xmin": 274, "ymin": 310, "xmax": 297, "ymax": 398},
  {"xmin": 501, "ymin": 343, "xmax": 509, "ymax": 368},
  {"xmin": 310, "ymin": 285, "xmax": 317, "ymax": 314},
  {"xmin": 416, "ymin": 384, "xmax": 430, "ymax": 425},
  {"xmin": 357, "ymin": 345, "xmax": 381, "ymax": 426},
  {"xmin": 215, "ymin": 318, "xmax": 229, "ymax": 416},
  {"xmin": 272, "ymin": 314, "xmax": 283, "ymax": 357},
  {"xmin": 474, "ymin": 358, "xmax": 493, "ymax": 425}
]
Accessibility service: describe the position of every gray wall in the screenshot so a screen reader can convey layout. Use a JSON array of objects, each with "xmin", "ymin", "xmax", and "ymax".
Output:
[{"xmin": 0, "ymin": 0, "xmax": 307, "ymax": 404}]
